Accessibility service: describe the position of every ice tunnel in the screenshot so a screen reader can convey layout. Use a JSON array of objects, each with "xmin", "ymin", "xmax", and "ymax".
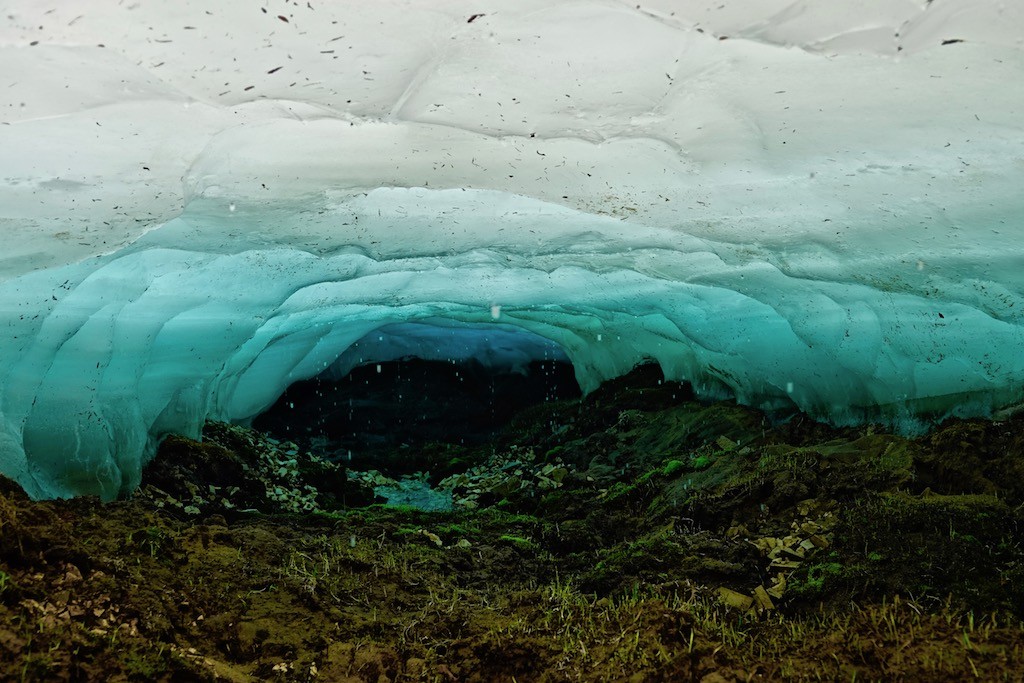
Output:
[
  {"xmin": 252, "ymin": 321, "xmax": 581, "ymax": 465},
  {"xmin": 1, "ymin": 0, "xmax": 1023, "ymax": 499},
  {"xmin": 317, "ymin": 321, "xmax": 574, "ymax": 381}
]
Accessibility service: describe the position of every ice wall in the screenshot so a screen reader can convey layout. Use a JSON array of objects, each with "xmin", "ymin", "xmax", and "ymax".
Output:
[
  {"xmin": 323, "ymin": 322, "xmax": 571, "ymax": 380},
  {"xmin": 1, "ymin": 0, "xmax": 1022, "ymax": 498}
]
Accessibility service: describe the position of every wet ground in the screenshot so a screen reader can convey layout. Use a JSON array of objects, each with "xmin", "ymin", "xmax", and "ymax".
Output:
[{"xmin": 3, "ymin": 366, "xmax": 1024, "ymax": 681}]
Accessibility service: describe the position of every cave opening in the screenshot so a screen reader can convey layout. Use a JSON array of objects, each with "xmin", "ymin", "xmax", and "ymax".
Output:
[{"xmin": 252, "ymin": 321, "xmax": 582, "ymax": 474}]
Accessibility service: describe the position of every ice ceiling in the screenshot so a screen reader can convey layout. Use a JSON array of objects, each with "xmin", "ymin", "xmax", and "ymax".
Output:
[{"xmin": 1, "ymin": 0, "xmax": 1023, "ymax": 499}]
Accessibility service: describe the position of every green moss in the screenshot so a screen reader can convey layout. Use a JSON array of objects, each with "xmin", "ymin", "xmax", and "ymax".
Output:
[
  {"xmin": 584, "ymin": 531, "xmax": 689, "ymax": 592},
  {"xmin": 436, "ymin": 523, "xmax": 474, "ymax": 537},
  {"xmin": 120, "ymin": 647, "xmax": 174, "ymax": 679},
  {"xmin": 822, "ymin": 492, "xmax": 1024, "ymax": 611},
  {"xmin": 661, "ymin": 459, "xmax": 686, "ymax": 477},
  {"xmin": 788, "ymin": 562, "xmax": 851, "ymax": 599},
  {"xmin": 601, "ymin": 481, "xmax": 636, "ymax": 504},
  {"xmin": 602, "ymin": 468, "xmax": 667, "ymax": 508},
  {"xmin": 482, "ymin": 510, "xmax": 540, "ymax": 526},
  {"xmin": 691, "ymin": 455, "xmax": 712, "ymax": 470},
  {"xmin": 128, "ymin": 526, "xmax": 169, "ymax": 558},
  {"xmin": 637, "ymin": 469, "xmax": 658, "ymax": 485},
  {"xmin": 499, "ymin": 535, "xmax": 537, "ymax": 549}
]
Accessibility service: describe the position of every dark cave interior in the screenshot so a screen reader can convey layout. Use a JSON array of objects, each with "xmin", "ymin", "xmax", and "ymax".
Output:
[{"xmin": 253, "ymin": 357, "xmax": 581, "ymax": 472}]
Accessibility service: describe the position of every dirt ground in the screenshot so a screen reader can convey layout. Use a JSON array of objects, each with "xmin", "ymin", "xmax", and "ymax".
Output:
[{"xmin": 3, "ymin": 367, "xmax": 1024, "ymax": 681}]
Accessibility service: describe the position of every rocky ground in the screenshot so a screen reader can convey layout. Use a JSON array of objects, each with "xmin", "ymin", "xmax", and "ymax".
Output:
[{"xmin": 3, "ymin": 366, "xmax": 1024, "ymax": 681}]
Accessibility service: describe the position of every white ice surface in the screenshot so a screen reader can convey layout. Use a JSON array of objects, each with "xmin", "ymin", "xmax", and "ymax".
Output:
[{"xmin": 0, "ymin": 0, "xmax": 1022, "ymax": 498}]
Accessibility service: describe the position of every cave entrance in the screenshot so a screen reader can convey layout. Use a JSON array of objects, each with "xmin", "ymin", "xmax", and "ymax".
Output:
[{"xmin": 252, "ymin": 321, "xmax": 581, "ymax": 472}]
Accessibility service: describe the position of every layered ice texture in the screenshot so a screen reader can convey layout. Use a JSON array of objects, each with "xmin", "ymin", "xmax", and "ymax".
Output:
[{"xmin": 1, "ymin": 0, "xmax": 1023, "ymax": 498}]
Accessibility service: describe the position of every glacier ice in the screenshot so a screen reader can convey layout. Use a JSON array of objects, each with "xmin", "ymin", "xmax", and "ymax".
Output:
[
  {"xmin": 322, "ymin": 322, "xmax": 571, "ymax": 380},
  {"xmin": 0, "ymin": 0, "xmax": 1022, "ymax": 499}
]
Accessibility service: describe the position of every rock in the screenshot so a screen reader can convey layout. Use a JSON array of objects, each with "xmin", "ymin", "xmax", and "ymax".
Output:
[
  {"xmin": 700, "ymin": 673, "xmax": 734, "ymax": 683},
  {"xmin": 726, "ymin": 524, "xmax": 751, "ymax": 539},
  {"xmin": 420, "ymin": 530, "xmax": 443, "ymax": 547},
  {"xmin": 405, "ymin": 658, "xmax": 426, "ymax": 677},
  {"xmin": 490, "ymin": 476, "xmax": 522, "ymax": 497},
  {"xmin": 63, "ymin": 564, "xmax": 83, "ymax": 584},
  {"xmin": 718, "ymin": 587, "xmax": 753, "ymax": 611},
  {"xmin": 799, "ymin": 521, "xmax": 821, "ymax": 535},
  {"xmin": 752, "ymin": 585, "xmax": 775, "ymax": 611},
  {"xmin": 547, "ymin": 466, "xmax": 569, "ymax": 483},
  {"xmin": 716, "ymin": 436, "xmax": 737, "ymax": 451},
  {"xmin": 766, "ymin": 575, "xmax": 787, "ymax": 599},
  {"xmin": 202, "ymin": 514, "xmax": 228, "ymax": 527},
  {"xmin": 769, "ymin": 559, "xmax": 801, "ymax": 571},
  {"xmin": 809, "ymin": 534, "xmax": 830, "ymax": 549},
  {"xmin": 780, "ymin": 546, "xmax": 805, "ymax": 560}
]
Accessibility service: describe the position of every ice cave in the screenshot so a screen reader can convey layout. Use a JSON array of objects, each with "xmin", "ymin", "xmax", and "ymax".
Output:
[{"xmin": 1, "ymin": 0, "xmax": 1023, "ymax": 500}]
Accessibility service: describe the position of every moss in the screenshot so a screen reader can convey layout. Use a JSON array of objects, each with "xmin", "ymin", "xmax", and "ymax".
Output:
[
  {"xmin": 537, "ymin": 489, "xmax": 594, "ymax": 519},
  {"xmin": 602, "ymin": 481, "xmax": 635, "ymax": 504},
  {"xmin": 436, "ymin": 523, "xmax": 474, "ymax": 537},
  {"xmin": 637, "ymin": 469, "xmax": 658, "ymax": 485},
  {"xmin": 121, "ymin": 647, "xmax": 174, "ymax": 679},
  {"xmin": 127, "ymin": 526, "xmax": 170, "ymax": 559},
  {"xmin": 482, "ymin": 510, "xmax": 541, "ymax": 526},
  {"xmin": 823, "ymin": 492, "xmax": 1024, "ymax": 611},
  {"xmin": 582, "ymin": 531, "xmax": 702, "ymax": 592},
  {"xmin": 10, "ymin": 399, "xmax": 1024, "ymax": 682},
  {"xmin": 499, "ymin": 535, "xmax": 537, "ymax": 549},
  {"xmin": 661, "ymin": 459, "xmax": 686, "ymax": 477},
  {"xmin": 788, "ymin": 561, "xmax": 859, "ymax": 600},
  {"xmin": 691, "ymin": 455, "xmax": 712, "ymax": 470},
  {"xmin": 601, "ymin": 469, "xmax": 665, "ymax": 509}
]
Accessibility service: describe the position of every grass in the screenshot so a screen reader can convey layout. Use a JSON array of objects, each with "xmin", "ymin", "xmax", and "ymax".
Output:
[
  {"xmin": 484, "ymin": 579, "xmax": 1024, "ymax": 681},
  {"xmin": 5, "ymin": 393, "xmax": 1024, "ymax": 681}
]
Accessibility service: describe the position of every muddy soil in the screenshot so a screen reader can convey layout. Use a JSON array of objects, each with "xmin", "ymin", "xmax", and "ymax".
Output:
[{"xmin": 3, "ymin": 366, "xmax": 1024, "ymax": 681}]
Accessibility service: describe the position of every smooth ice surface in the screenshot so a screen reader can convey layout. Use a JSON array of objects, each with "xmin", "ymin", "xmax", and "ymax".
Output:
[{"xmin": 1, "ymin": 0, "xmax": 1022, "ymax": 498}]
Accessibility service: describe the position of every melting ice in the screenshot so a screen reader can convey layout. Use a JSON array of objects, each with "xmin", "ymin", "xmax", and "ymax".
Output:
[{"xmin": 0, "ymin": 0, "xmax": 1022, "ymax": 498}]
